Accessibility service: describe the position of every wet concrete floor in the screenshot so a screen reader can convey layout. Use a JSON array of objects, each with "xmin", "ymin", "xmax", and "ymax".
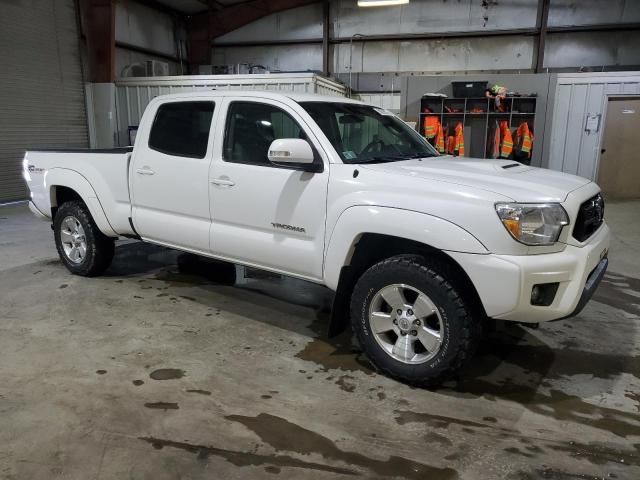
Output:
[{"xmin": 0, "ymin": 202, "xmax": 639, "ymax": 479}]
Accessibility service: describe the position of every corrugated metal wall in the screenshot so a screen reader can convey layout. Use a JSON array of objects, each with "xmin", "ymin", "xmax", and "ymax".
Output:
[
  {"xmin": 113, "ymin": 74, "xmax": 346, "ymax": 146},
  {"xmin": 546, "ymin": 73, "xmax": 640, "ymax": 180},
  {"xmin": 0, "ymin": 0, "xmax": 88, "ymax": 203},
  {"xmin": 213, "ymin": 0, "xmax": 640, "ymax": 75}
]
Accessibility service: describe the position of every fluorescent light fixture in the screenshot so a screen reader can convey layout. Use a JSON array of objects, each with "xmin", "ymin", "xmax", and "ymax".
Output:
[{"xmin": 358, "ymin": 0, "xmax": 409, "ymax": 6}]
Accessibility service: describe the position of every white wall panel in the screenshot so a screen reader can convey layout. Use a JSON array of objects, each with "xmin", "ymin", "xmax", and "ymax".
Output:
[
  {"xmin": 209, "ymin": 1, "xmax": 640, "ymax": 76},
  {"xmin": 216, "ymin": 4, "xmax": 323, "ymax": 43},
  {"xmin": 548, "ymin": 0, "xmax": 640, "ymax": 27},
  {"xmin": 546, "ymin": 73, "xmax": 640, "ymax": 181},
  {"xmin": 332, "ymin": 36, "xmax": 535, "ymax": 74},
  {"xmin": 545, "ymin": 31, "xmax": 640, "ymax": 69},
  {"xmin": 213, "ymin": 45, "xmax": 323, "ymax": 72},
  {"xmin": 332, "ymin": 0, "xmax": 537, "ymax": 38},
  {"xmin": 115, "ymin": 1, "xmax": 175, "ymax": 55}
]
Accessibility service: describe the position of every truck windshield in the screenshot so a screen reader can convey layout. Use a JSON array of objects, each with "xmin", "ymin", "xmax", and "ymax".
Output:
[{"xmin": 300, "ymin": 102, "xmax": 438, "ymax": 164}]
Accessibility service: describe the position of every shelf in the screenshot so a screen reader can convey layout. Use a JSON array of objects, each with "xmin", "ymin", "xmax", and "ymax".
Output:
[
  {"xmin": 419, "ymin": 112, "xmax": 535, "ymax": 116},
  {"xmin": 421, "ymin": 96, "xmax": 537, "ymax": 100}
]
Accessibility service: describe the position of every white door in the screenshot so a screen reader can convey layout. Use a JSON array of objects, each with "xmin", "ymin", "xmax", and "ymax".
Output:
[
  {"xmin": 209, "ymin": 98, "xmax": 329, "ymax": 280},
  {"xmin": 131, "ymin": 100, "xmax": 217, "ymax": 252}
]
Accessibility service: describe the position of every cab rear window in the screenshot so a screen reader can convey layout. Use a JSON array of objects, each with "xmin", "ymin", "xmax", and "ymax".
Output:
[{"xmin": 148, "ymin": 102, "xmax": 215, "ymax": 158}]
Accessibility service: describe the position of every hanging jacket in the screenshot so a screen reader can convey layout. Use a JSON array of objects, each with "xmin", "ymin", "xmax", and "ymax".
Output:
[
  {"xmin": 488, "ymin": 120, "xmax": 500, "ymax": 159},
  {"xmin": 499, "ymin": 120, "xmax": 513, "ymax": 158},
  {"xmin": 434, "ymin": 123, "xmax": 445, "ymax": 153},
  {"xmin": 454, "ymin": 122, "xmax": 464, "ymax": 156},
  {"xmin": 422, "ymin": 115, "xmax": 439, "ymax": 139},
  {"xmin": 514, "ymin": 122, "xmax": 533, "ymax": 158},
  {"xmin": 445, "ymin": 122, "xmax": 464, "ymax": 156}
]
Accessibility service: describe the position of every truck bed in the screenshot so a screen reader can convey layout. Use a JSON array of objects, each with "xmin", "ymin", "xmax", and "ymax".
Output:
[{"xmin": 24, "ymin": 148, "xmax": 135, "ymax": 236}]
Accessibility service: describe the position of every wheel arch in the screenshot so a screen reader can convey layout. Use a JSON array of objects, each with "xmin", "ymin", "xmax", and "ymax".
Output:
[
  {"xmin": 327, "ymin": 231, "xmax": 488, "ymax": 337},
  {"xmin": 47, "ymin": 169, "xmax": 118, "ymax": 237}
]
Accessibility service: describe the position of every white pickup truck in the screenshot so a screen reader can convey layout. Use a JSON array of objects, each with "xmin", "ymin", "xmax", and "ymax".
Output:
[{"xmin": 24, "ymin": 91, "xmax": 610, "ymax": 385}]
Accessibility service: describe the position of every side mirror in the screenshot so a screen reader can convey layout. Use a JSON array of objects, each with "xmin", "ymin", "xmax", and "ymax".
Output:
[{"xmin": 268, "ymin": 139, "xmax": 316, "ymax": 169}]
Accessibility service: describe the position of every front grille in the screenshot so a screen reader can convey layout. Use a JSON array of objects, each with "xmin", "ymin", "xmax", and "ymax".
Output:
[{"xmin": 573, "ymin": 194, "xmax": 604, "ymax": 242}]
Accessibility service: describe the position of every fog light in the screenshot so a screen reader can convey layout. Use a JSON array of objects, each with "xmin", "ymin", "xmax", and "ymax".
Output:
[{"xmin": 531, "ymin": 283, "xmax": 559, "ymax": 306}]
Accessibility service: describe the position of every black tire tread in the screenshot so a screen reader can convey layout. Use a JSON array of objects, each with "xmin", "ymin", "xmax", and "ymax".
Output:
[
  {"xmin": 350, "ymin": 255, "xmax": 478, "ymax": 387},
  {"xmin": 54, "ymin": 200, "xmax": 115, "ymax": 277}
]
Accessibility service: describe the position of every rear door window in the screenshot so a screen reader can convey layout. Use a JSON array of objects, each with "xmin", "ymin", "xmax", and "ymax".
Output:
[{"xmin": 148, "ymin": 101, "xmax": 215, "ymax": 158}]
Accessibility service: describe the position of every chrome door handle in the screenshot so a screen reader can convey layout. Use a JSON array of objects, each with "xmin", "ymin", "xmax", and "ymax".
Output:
[
  {"xmin": 211, "ymin": 178, "xmax": 235, "ymax": 187},
  {"xmin": 136, "ymin": 167, "xmax": 155, "ymax": 175}
]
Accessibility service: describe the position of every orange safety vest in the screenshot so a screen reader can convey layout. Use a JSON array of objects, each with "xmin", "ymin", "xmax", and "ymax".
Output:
[
  {"xmin": 499, "ymin": 120, "xmax": 513, "ymax": 158},
  {"xmin": 423, "ymin": 115, "xmax": 439, "ymax": 139},
  {"xmin": 514, "ymin": 122, "xmax": 533, "ymax": 158},
  {"xmin": 434, "ymin": 123, "xmax": 445, "ymax": 153}
]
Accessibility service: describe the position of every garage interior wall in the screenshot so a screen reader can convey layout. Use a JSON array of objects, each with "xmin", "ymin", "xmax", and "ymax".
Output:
[
  {"xmin": 0, "ymin": 0, "xmax": 88, "ymax": 203},
  {"xmin": 544, "ymin": 72, "xmax": 640, "ymax": 181},
  {"xmin": 212, "ymin": 0, "xmax": 640, "ymax": 77},
  {"xmin": 115, "ymin": 0, "xmax": 185, "ymax": 77}
]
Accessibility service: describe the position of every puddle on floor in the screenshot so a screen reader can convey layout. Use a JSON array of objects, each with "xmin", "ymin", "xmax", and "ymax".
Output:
[
  {"xmin": 225, "ymin": 413, "xmax": 458, "ymax": 480},
  {"xmin": 149, "ymin": 368, "xmax": 185, "ymax": 380}
]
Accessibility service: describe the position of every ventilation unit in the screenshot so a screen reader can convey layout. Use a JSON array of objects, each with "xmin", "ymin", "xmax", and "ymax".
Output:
[{"xmin": 145, "ymin": 60, "xmax": 169, "ymax": 77}]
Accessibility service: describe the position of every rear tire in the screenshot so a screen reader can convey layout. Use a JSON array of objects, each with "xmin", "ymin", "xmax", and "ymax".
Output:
[
  {"xmin": 350, "ymin": 255, "xmax": 478, "ymax": 387},
  {"xmin": 54, "ymin": 201, "xmax": 115, "ymax": 277}
]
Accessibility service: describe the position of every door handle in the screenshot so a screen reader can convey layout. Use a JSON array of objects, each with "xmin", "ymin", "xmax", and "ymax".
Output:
[
  {"xmin": 211, "ymin": 178, "xmax": 235, "ymax": 187},
  {"xmin": 136, "ymin": 167, "xmax": 155, "ymax": 175}
]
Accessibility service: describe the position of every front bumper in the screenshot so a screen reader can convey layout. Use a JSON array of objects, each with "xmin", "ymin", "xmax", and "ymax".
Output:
[{"xmin": 448, "ymin": 223, "xmax": 610, "ymax": 323}]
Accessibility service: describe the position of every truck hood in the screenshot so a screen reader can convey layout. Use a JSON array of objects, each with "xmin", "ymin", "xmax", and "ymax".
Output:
[{"xmin": 360, "ymin": 156, "xmax": 591, "ymax": 203}]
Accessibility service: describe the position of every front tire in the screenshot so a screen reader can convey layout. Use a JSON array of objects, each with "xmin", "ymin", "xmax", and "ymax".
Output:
[
  {"xmin": 54, "ymin": 200, "xmax": 115, "ymax": 276},
  {"xmin": 350, "ymin": 255, "xmax": 477, "ymax": 387}
]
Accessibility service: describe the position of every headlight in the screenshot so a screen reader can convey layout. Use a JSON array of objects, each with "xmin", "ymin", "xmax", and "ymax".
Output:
[{"xmin": 495, "ymin": 203, "xmax": 569, "ymax": 246}]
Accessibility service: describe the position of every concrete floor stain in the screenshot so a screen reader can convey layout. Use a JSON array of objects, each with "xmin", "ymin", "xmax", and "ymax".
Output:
[
  {"xmin": 225, "ymin": 412, "xmax": 458, "ymax": 480},
  {"xmin": 144, "ymin": 402, "xmax": 179, "ymax": 410},
  {"xmin": 335, "ymin": 375, "xmax": 356, "ymax": 393},
  {"xmin": 548, "ymin": 440, "xmax": 640, "ymax": 467},
  {"xmin": 423, "ymin": 431, "xmax": 453, "ymax": 447},
  {"xmin": 132, "ymin": 380, "xmax": 144, "ymax": 386},
  {"xmin": 186, "ymin": 389, "xmax": 211, "ymax": 395},
  {"xmin": 138, "ymin": 436, "xmax": 357, "ymax": 475},
  {"xmin": 461, "ymin": 329, "xmax": 640, "ymax": 381},
  {"xmin": 449, "ymin": 376, "xmax": 640, "ymax": 439},
  {"xmin": 394, "ymin": 410, "xmax": 493, "ymax": 430},
  {"xmin": 295, "ymin": 313, "xmax": 375, "ymax": 375},
  {"xmin": 625, "ymin": 391, "xmax": 640, "ymax": 411},
  {"xmin": 149, "ymin": 368, "xmax": 185, "ymax": 380},
  {"xmin": 595, "ymin": 272, "xmax": 640, "ymax": 316}
]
